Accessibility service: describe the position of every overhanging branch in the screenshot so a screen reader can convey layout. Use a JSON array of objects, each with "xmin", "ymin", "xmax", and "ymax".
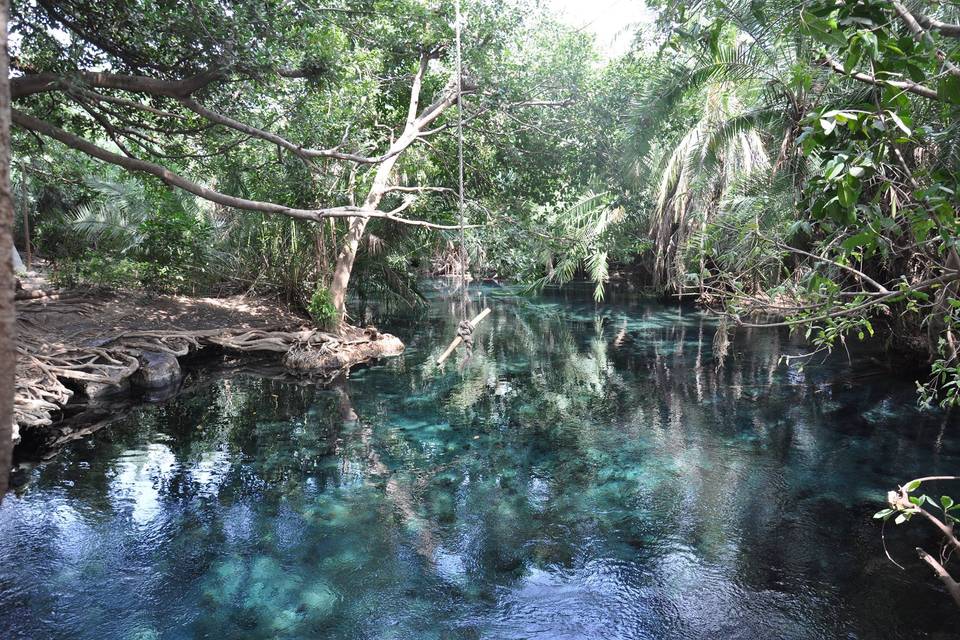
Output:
[
  {"xmin": 11, "ymin": 68, "xmax": 224, "ymax": 100},
  {"xmin": 12, "ymin": 109, "xmax": 470, "ymax": 230},
  {"xmin": 823, "ymin": 58, "xmax": 941, "ymax": 101}
]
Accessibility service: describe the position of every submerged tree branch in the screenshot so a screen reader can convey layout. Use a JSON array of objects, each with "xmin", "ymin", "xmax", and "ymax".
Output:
[{"xmin": 917, "ymin": 548, "xmax": 960, "ymax": 608}]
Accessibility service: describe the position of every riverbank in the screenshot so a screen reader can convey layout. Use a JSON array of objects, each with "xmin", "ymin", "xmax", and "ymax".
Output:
[{"xmin": 13, "ymin": 288, "xmax": 404, "ymax": 449}]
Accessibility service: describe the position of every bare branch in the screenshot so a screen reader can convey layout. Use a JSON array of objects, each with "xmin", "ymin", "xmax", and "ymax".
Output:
[
  {"xmin": 508, "ymin": 98, "xmax": 576, "ymax": 108},
  {"xmin": 891, "ymin": 2, "xmax": 960, "ymax": 78},
  {"xmin": 750, "ymin": 229, "xmax": 890, "ymax": 293},
  {"xmin": 78, "ymin": 89, "xmax": 185, "ymax": 119},
  {"xmin": 917, "ymin": 548, "xmax": 960, "ymax": 608},
  {"xmin": 382, "ymin": 185, "xmax": 453, "ymax": 194},
  {"xmin": 176, "ymin": 97, "xmax": 397, "ymax": 164},
  {"xmin": 406, "ymin": 52, "xmax": 430, "ymax": 127},
  {"xmin": 822, "ymin": 58, "xmax": 942, "ymax": 101},
  {"xmin": 731, "ymin": 272, "xmax": 960, "ymax": 328},
  {"xmin": 913, "ymin": 12, "xmax": 960, "ymax": 38}
]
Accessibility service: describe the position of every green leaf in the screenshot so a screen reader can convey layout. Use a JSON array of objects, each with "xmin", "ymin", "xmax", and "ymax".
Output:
[
  {"xmin": 887, "ymin": 111, "xmax": 912, "ymax": 137},
  {"xmin": 904, "ymin": 479, "xmax": 922, "ymax": 492},
  {"xmin": 873, "ymin": 508, "xmax": 895, "ymax": 519},
  {"xmin": 895, "ymin": 513, "xmax": 907, "ymax": 525},
  {"xmin": 942, "ymin": 495, "xmax": 955, "ymax": 510},
  {"xmin": 824, "ymin": 160, "xmax": 845, "ymax": 180},
  {"xmin": 859, "ymin": 30, "xmax": 879, "ymax": 58},
  {"xmin": 838, "ymin": 183, "xmax": 860, "ymax": 208},
  {"xmin": 843, "ymin": 47, "xmax": 862, "ymax": 74},
  {"xmin": 841, "ymin": 231, "xmax": 873, "ymax": 251},
  {"xmin": 938, "ymin": 75, "xmax": 960, "ymax": 105}
]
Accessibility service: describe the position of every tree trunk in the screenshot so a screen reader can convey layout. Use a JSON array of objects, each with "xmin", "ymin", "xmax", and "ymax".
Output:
[
  {"xmin": 329, "ymin": 215, "xmax": 369, "ymax": 321},
  {"xmin": 20, "ymin": 170, "xmax": 30, "ymax": 269},
  {"xmin": 327, "ymin": 130, "xmax": 410, "ymax": 323},
  {"xmin": 11, "ymin": 242, "xmax": 22, "ymax": 272},
  {"xmin": 0, "ymin": 0, "xmax": 16, "ymax": 497}
]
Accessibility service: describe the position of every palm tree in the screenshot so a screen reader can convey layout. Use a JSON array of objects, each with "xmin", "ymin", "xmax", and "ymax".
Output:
[{"xmin": 630, "ymin": 8, "xmax": 810, "ymax": 293}]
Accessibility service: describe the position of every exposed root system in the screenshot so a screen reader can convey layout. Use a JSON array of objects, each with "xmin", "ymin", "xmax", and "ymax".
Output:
[{"xmin": 14, "ymin": 290, "xmax": 404, "ymax": 437}]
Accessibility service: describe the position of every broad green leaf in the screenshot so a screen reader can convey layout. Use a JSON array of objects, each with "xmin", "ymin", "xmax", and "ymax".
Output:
[{"xmin": 887, "ymin": 111, "xmax": 911, "ymax": 137}]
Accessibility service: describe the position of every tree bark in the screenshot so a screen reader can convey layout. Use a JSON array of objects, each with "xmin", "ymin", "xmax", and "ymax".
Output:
[
  {"xmin": 329, "ymin": 216, "xmax": 369, "ymax": 322},
  {"xmin": 327, "ymin": 53, "xmax": 463, "ymax": 323},
  {"xmin": 20, "ymin": 169, "xmax": 30, "ymax": 269},
  {"xmin": 329, "ymin": 142, "xmax": 406, "ymax": 320},
  {"xmin": 0, "ymin": 0, "xmax": 15, "ymax": 496}
]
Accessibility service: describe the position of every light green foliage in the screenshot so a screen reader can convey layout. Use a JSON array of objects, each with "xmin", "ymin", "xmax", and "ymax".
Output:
[
  {"xmin": 12, "ymin": 0, "xmax": 606, "ymax": 314},
  {"xmin": 307, "ymin": 286, "xmax": 338, "ymax": 330},
  {"xmin": 50, "ymin": 253, "xmax": 149, "ymax": 290},
  {"xmin": 629, "ymin": 0, "xmax": 960, "ymax": 406},
  {"xmin": 56, "ymin": 175, "xmax": 214, "ymax": 292},
  {"xmin": 520, "ymin": 190, "xmax": 624, "ymax": 301},
  {"xmin": 874, "ymin": 478, "xmax": 958, "ymax": 527}
]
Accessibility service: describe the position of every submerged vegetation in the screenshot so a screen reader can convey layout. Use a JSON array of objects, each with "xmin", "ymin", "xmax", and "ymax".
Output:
[{"xmin": 2, "ymin": 0, "xmax": 960, "ymax": 622}]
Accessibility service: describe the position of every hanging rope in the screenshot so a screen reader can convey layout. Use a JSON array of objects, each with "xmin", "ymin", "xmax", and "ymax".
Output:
[
  {"xmin": 435, "ymin": 0, "xmax": 492, "ymax": 369},
  {"xmin": 455, "ymin": 0, "xmax": 467, "ymax": 281},
  {"xmin": 456, "ymin": 319, "xmax": 474, "ymax": 355}
]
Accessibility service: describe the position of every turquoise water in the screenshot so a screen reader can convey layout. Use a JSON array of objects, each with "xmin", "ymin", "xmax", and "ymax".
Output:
[{"xmin": 1, "ymin": 283, "xmax": 958, "ymax": 639}]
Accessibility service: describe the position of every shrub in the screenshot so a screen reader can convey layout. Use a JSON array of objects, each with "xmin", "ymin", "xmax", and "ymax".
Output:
[
  {"xmin": 137, "ymin": 206, "xmax": 213, "ymax": 292},
  {"xmin": 307, "ymin": 286, "xmax": 338, "ymax": 329},
  {"xmin": 51, "ymin": 252, "xmax": 148, "ymax": 289}
]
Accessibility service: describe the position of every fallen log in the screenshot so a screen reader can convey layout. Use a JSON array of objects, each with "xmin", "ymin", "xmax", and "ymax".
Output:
[{"xmin": 436, "ymin": 307, "xmax": 491, "ymax": 365}]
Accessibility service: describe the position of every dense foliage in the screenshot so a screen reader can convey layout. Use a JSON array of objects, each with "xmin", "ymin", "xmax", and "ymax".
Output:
[
  {"xmin": 10, "ymin": 0, "xmax": 960, "ymax": 611},
  {"xmin": 615, "ymin": 0, "xmax": 960, "ymax": 410},
  {"xmin": 12, "ymin": 0, "xmax": 960, "ymax": 407}
]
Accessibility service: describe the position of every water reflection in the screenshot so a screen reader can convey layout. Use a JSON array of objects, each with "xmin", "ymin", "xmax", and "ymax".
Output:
[{"xmin": 0, "ymin": 283, "xmax": 958, "ymax": 639}]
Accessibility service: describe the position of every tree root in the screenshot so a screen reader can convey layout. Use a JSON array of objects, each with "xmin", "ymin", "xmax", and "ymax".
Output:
[{"xmin": 15, "ymin": 322, "xmax": 404, "ymax": 437}]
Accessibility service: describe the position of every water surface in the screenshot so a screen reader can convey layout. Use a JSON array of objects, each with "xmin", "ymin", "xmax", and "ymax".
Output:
[{"xmin": 1, "ymin": 283, "xmax": 958, "ymax": 639}]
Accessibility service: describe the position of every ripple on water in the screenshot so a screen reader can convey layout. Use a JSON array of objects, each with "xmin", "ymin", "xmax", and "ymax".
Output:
[{"xmin": 1, "ymin": 287, "xmax": 958, "ymax": 639}]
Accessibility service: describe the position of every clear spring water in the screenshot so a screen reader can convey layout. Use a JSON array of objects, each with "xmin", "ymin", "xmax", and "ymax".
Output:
[{"xmin": 1, "ymin": 283, "xmax": 958, "ymax": 639}]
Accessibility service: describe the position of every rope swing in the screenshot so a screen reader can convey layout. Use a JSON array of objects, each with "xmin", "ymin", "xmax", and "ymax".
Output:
[
  {"xmin": 437, "ymin": 0, "xmax": 490, "ymax": 366},
  {"xmin": 455, "ymin": 0, "xmax": 467, "ymax": 280}
]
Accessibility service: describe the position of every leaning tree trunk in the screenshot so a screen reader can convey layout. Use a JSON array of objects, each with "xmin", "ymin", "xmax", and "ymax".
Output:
[
  {"xmin": 328, "ymin": 151, "xmax": 402, "ymax": 322},
  {"xmin": 0, "ymin": 0, "xmax": 15, "ymax": 496},
  {"xmin": 329, "ymin": 216, "xmax": 369, "ymax": 321},
  {"xmin": 327, "ymin": 54, "xmax": 456, "ymax": 324}
]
